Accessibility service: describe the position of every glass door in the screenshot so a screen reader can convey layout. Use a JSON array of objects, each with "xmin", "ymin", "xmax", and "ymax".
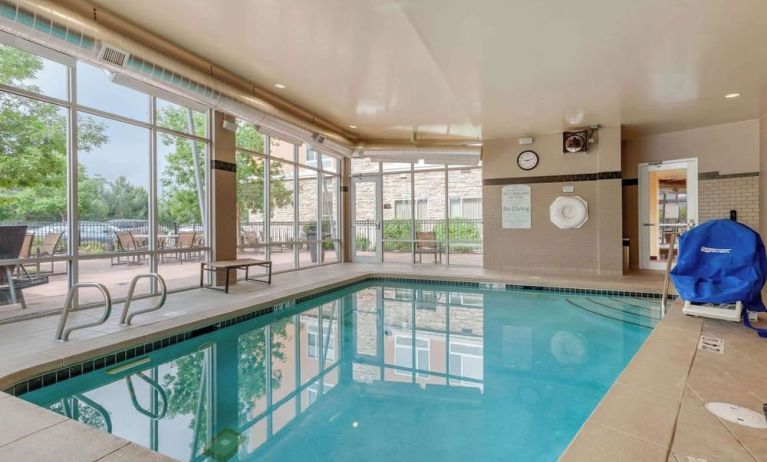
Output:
[
  {"xmin": 351, "ymin": 177, "xmax": 382, "ymax": 262},
  {"xmin": 638, "ymin": 158, "xmax": 698, "ymax": 270}
]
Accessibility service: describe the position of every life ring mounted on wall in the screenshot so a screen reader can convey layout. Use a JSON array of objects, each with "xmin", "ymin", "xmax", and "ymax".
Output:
[{"xmin": 550, "ymin": 196, "xmax": 588, "ymax": 229}]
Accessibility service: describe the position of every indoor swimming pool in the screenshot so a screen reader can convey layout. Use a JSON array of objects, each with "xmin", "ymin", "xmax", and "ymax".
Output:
[{"xmin": 21, "ymin": 280, "xmax": 655, "ymax": 461}]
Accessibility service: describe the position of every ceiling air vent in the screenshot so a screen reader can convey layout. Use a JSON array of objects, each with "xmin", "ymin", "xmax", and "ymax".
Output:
[{"xmin": 97, "ymin": 44, "xmax": 130, "ymax": 67}]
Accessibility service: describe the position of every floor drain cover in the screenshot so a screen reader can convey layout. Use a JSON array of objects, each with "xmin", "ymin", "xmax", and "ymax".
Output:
[
  {"xmin": 697, "ymin": 336, "xmax": 725, "ymax": 354},
  {"xmin": 705, "ymin": 402, "xmax": 767, "ymax": 428}
]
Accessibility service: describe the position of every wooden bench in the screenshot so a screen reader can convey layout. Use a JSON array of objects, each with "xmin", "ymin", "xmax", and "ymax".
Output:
[{"xmin": 200, "ymin": 258, "xmax": 272, "ymax": 293}]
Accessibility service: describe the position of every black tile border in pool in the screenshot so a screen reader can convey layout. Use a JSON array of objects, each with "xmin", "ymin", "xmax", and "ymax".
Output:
[{"xmin": 3, "ymin": 275, "xmax": 672, "ymax": 397}]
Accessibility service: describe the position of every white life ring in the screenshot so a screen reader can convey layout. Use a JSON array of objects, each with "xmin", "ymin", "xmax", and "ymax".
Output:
[{"xmin": 550, "ymin": 196, "xmax": 588, "ymax": 229}]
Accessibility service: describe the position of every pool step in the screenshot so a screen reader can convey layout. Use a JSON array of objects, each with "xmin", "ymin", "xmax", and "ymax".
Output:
[
  {"xmin": 565, "ymin": 298, "xmax": 657, "ymax": 329},
  {"xmin": 588, "ymin": 297, "xmax": 662, "ymax": 319}
]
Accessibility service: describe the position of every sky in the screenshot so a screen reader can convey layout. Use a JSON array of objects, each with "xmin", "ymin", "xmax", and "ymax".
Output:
[{"xmin": 27, "ymin": 53, "xmax": 206, "ymax": 190}]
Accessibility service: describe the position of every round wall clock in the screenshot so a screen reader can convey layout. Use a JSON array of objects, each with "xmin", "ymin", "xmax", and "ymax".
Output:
[{"xmin": 517, "ymin": 150, "xmax": 539, "ymax": 171}]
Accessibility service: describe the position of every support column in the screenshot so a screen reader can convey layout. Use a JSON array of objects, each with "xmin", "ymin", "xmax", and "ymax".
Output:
[
  {"xmin": 211, "ymin": 111, "xmax": 238, "ymax": 286},
  {"xmin": 341, "ymin": 157, "xmax": 351, "ymax": 262}
]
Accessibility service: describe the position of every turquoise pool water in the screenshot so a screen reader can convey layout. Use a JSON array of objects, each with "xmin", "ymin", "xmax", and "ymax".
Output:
[{"xmin": 23, "ymin": 281, "xmax": 655, "ymax": 462}]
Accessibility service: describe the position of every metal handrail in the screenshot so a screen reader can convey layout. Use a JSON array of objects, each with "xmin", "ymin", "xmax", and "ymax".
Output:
[
  {"xmin": 660, "ymin": 232, "xmax": 677, "ymax": 318},
  {"xmin": 120, "ymin": 273, "xmax": 167, "ymax": 326},
  {"xmin": 125, "ymin": 371, "xmax": 169, "ymax": 420},
  {"xmin": 61, "ymin": 394, "xmax": 113, "ymax": 433},
  {"xmin": 55, "ymin": 282, "xmax": 112, "ymax": 341}
]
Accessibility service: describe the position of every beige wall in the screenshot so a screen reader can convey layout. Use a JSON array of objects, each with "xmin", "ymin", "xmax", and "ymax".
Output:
[
  {"xmin": 622, "ymin": 119, "xmax": 759, "ymax": 177},
  {"xmin": 482, "ymin": 127, "xmax": 623, "ymax": 275},
  {"xmin": 621, "ymin": 119, "xmax": 761, "ymax": 269},
  {"xmin": 760, "ymin": 115, "xmax": 767, "ymax": 237}
]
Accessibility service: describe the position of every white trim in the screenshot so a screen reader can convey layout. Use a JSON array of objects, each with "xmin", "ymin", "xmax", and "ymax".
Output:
[{"xmin": 638, "ymin": 158, "xmax": 698, "ymax": 270}]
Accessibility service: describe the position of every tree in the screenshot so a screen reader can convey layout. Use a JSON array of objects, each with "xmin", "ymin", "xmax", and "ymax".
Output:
[
  {"xmin": 103, "ymin": 176, "xmax": 148, "ymax": 219},
  {"xmin": 0, "ymin": 44, "xmax": 108, "ymax": 222},
  {"xmin": 235, "ymin": 124, "xmax": 293, "ymax": 222}
]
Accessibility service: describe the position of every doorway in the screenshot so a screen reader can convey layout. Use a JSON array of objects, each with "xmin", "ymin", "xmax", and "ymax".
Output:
[
  {"xmin": 638, "ymin": 158, "xmax": 698, "ymax": 270},
  {"xmin": 351, "ymin": 177, "xmax": 382, "ymax": 262}
]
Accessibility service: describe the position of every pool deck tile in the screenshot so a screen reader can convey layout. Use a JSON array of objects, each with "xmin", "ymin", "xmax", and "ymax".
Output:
[
  {"xmin": 0, "ymin": 396, "xmax": 67, "ymax": 447},
  {"xmin": 0, "ymin": 419, "xmax": 129, "ymax": 461},
  {"xmin": 589, "ymin": 382, "xmax": 681, "ymax": 448},
  {"xmin": 558, "ymin": 420, "xmax": 668, "ymax": 462},
  {"xmin": 96, "ymin": 443, "xmax": 178, "ymax": 462}
]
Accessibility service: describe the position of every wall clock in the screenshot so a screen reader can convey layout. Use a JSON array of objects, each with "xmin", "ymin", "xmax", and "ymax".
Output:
[{"xmin": 517, "ymin": 150, "xmax": 539, "ymax": 171}]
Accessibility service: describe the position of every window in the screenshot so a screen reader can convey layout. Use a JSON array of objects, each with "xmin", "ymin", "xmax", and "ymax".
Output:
[
  {"xmin": 394, "ymin": 335, "xmax": 429, "ymax": 377},
  {"xmin": 394, "ymin": 199, "xmax": 428, "ymax": 219},
  {"xmin": 449, "ymin": 197, "xmax": 482, "ymax": 219},
  {"xmin": 449, "ymin": 341, "xmax": 483, "ymax": 383},
  {"xmin": 307, "ymin": 321, "xmax": 336, "ymax": 361},
  {"xmin": 305, "ymin": 148, "xmax": 334, "ymax": 170},
  {"xmin": 0, "ymin": 36, "xmax": 211, "ymax": 317}
]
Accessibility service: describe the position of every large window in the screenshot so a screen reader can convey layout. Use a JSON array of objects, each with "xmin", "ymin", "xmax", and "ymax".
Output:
[
  {"xmin": 235, "ymin": 123, "xmax": 342, "ymax": 273},
  {"xmin": 352, "ymin": 161, "xmax": 483, "ymax": 266},
  {"xmin": 0, "ymin": 38, "xmax": 210, "ymax": 316}
]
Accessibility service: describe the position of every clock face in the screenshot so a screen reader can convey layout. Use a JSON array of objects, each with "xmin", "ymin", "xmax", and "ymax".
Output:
[{"xmin": 517, "ymin": 150, "xmax": 539, "ymax": 171}]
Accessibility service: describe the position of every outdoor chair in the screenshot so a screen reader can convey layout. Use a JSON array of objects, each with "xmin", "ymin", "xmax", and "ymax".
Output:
[
  {"xmin": 112, "ymin": 231, "xmax": 148, "ymax": 265},
  {"xmin": 0, "ymin": 226, "xmax": 48, "ymax": 309},
  {"xmin": 35, "ymin": 231, "xmax": 64, "ymax": 274},
  {"xmin": 175, "ymin": 231, "xmax": 198, "ymax": 263},
  {"xmin": 415, "ymin": 231, "xmax": 441, "ymax": 263},
  {"xmin": 16, "ymin": 233, "xmax": 33, "ymax": 277},
  {"xmin": 241, "ymin": 230, "xmax": 260, "ymax": 253}
]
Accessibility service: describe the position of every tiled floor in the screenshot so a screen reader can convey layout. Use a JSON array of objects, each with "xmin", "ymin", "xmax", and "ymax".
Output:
[{"xmin": 0, "ymin": 263, "xmax": 764, "ymax": 461}]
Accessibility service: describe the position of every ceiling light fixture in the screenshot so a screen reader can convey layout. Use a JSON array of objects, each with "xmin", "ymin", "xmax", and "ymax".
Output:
[
  {"xmin": 725, "ymin": 92, "xmax": 741, "ymax": 98},
  {"xmin": 274, "ymin": 83, "xmax": 286, "ymax": 89},
  {"xmin": 349, "ymin": 125, "xmax": 357, "ymax": 129}
]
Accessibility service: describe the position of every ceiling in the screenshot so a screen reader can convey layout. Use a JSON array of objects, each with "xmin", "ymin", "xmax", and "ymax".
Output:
[{"xmin": 88, "ymin": 0, "xmax": 767, "ymax": 141}]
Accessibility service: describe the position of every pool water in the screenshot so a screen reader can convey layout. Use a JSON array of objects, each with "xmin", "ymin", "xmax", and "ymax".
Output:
[{"xmin": 23, "ymin": 281, "xmax": 655, "ymax": 462}]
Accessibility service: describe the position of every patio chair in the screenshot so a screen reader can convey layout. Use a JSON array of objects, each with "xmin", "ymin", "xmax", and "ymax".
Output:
[
  {"xmin": 0, "ymin": 226, "xmax": 49, "ymax": 309},
  {"xmin": 16, "ymin": 233, "xmax": 33, "ymax": 278},
  {"xmin": 241, "ymin": 230, "xmax": 260, "ymax": 253},
  {"xmin": 35, "ymin": 231, "xmax": 64, "ymax": 274},
  {"xmin": 112, "ymin": 231, "xmax": 148, "ymax": 265},
  {"xmin": 415, "ymin": 231, "xmax": 441, "ymax": 263},
  {"xmin": 174, "ymin": 231, "xmax": 197, "ymax": 263}
]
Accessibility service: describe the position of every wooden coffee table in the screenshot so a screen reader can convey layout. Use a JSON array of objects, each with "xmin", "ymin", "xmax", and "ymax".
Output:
[{"xmin": 200, "ymin": 258, "xmax": 272, "ymax": 293}]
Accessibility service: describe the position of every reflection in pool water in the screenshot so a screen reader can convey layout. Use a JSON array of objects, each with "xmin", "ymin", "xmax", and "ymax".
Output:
[{"xmin": 23, "ymin": 282, "xmax": 651, "ymax": 462}]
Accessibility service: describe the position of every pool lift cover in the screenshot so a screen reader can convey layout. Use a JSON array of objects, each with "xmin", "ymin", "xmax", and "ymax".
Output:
[{"xmin": 670, "ymin": 219, "xmax": 767, "ymax": 337}]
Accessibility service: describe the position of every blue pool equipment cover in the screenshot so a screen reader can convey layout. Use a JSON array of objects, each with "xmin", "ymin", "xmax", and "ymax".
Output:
[{"xmin": 671, "ymin": 219, "xmax": 767, "ymax": 337}]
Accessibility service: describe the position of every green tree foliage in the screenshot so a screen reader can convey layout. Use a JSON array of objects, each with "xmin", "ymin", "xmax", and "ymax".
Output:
[
  {"xmin": 161, "ymin": 320, "xmax": 289, "ymax": 439},
  {"xmin": 235, "ymin": 125, "xmax": 293, "ymax": 222},
  {"xmin": 0, "ymin": 45, "xmax": 108, "ymax": 221}
]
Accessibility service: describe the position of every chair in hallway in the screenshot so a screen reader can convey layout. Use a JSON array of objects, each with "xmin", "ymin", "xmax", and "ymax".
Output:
[{"xmin": 415, "ymin": 231, "xmax": 441, "ymax": 263}]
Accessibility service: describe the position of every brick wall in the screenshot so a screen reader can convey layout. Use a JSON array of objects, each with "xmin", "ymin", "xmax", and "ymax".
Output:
[{"xmin": 698, "ymin": 175, "xmax": 759, "ymax": 230}]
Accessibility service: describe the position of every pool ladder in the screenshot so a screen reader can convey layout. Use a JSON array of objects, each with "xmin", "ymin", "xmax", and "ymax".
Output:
[
  {"xmin": 660, "ymin": 232, "xmax": 677, "ymax": 318},
  {"xmin": 55, "ymin": 273, "xmax": 167, "ymax": 341}
]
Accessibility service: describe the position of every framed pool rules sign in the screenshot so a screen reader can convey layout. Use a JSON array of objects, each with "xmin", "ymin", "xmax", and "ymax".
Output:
[{"xmin": 502, "ymin": 185, "xmax": 531, "ymax": 229}]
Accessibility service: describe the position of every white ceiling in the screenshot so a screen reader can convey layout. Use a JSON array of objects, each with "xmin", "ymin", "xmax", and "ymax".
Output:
[{"xmin": 89, "ymin": 0, "xmax": 767, "ymax": 141}]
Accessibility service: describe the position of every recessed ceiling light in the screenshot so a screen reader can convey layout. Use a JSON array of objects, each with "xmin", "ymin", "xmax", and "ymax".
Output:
[
  {"xmin": 274, "ymin": 83, "xmax": 286, "ymax": 89},
  {"xmin": 348, "ymin": 125, "xmax": 357, "ymax": 129},
  {"xmin": 725, "ymin": 92, "xmax": 741, "ymax": 98}
]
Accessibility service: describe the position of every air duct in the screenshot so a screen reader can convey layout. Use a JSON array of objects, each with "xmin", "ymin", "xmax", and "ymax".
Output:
[
  {"xmin": 0, "ymin": 0, "xmax": 354, "ymax": 155},
  {"xmin": 359, "ymin": 145, "xmax": 482, "ymax": 165}
]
